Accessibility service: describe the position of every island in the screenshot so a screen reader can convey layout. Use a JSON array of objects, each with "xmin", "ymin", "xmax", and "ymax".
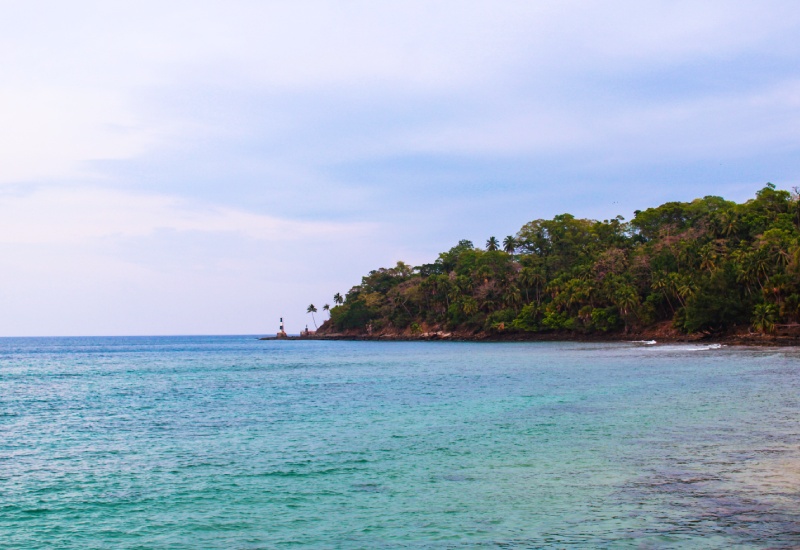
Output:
[{"xmin": 312, "ymin": 184, "xmax": 800, "ymax": 345}]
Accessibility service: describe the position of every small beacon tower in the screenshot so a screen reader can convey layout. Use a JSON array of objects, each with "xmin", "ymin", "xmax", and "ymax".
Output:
[{"xmin": 277, "ymin": 317, "xmax": 288, "ymax": 339}]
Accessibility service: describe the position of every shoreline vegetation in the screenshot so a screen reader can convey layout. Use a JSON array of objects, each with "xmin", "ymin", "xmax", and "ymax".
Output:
[
  {"xmin": 261, "ymin": 329, "xmax": 799, "ymax": 346},
  {"xmin": 306, "ymin": 184, "xmax": 800, "ymax": 346}
]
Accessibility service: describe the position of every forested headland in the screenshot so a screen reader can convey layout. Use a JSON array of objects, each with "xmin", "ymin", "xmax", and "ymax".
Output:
[{"xmin": 317, "ymin": 185, "xmax": 800, "ymax": 341}]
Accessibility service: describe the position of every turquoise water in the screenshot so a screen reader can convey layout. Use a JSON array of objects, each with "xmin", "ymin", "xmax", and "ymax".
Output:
[{"xmin": 1, "ymin": 337, "xmax": 799, "ymax": 548}]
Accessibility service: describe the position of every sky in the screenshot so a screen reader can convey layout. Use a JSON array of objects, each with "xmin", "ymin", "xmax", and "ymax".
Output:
[{"xmin": 1, "ymin": 1, "xmax": 799, "ymax": 336}]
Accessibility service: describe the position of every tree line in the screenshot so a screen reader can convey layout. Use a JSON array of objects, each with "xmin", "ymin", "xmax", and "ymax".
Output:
[{"xmin": 322, "ymin": 185, "xmax": 800, "ymax": 336}]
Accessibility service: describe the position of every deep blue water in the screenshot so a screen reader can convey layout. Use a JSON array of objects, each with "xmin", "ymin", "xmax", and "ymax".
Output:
[{"xmin": 1, "ymin": 336, "xmax": 799, "ymax": 548}]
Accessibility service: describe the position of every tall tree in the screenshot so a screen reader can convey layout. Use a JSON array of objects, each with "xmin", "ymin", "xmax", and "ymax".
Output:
[
  {"xmin": 333, "ymin": 292, "xmax": 343, "ymax": 306},
  {"xmin": 614, "ymin": 285, "xmax": 640, "ymax": 332},
  {"xmin": 503, "ymin": 236, "xmax": 516, "ymax": 254},
  {"xmin": 307, "ymin": 304, "xmax": 318, "ymax": 329},
  {"xmin": 486, "ymin": 236, "xmax": 499, "ymax": 251}
]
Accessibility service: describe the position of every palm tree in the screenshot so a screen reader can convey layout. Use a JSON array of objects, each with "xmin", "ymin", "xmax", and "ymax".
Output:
[
  {"xmin": 676, "ymin": 279, "xmax": 695, "ymax": 305},
  {"xmin": 664, "ymin": 272, "xmax": 691, "ymax": 307},
  {"xmin": 323, "ymin": 304, "xmax": 330, "ymax": 316},
  {"xmin": 333, "ymin": 293, "xmax": 343, "ymax": 306},
  {"xmin": 307, "ymin": 304, "xmax": 318, "ymax": 329},
  {"xmin": 719, "ymin": 211, "xmax": 739, "ymax": 237},
  {"xmin": 503, "ymin": 236, "xmax": 516, "ymax": 254},
  {"xmin": 753, "ymin": 249, "xmax": 771, "ymax": 284},
  {"xmin": 503, "ymin": 285, "xmax": 522, "ymax": 309},
  {"xmin": 520, "ymin": 267, "xmax": 545, "ymax": 304},
  {"xmin": 699, "ymin": 243, "xmax": 718, "ymax": 273},
  {"xmin": 614, "ymin": 285, "xmax": 640, "ymax": 333},
  {"xmin": 651, "ymin": 271, "xmax": 676, "ymax": 313},
  {"xmin": 486, "ymin": 236, "xmax": 499, "ymax": 251},
  {"xmin": 752, "ymin": 302, "xmax": 777, "ymax": 334},
  {"xmin": 447, "ymin": 284, "xmax": 462, "ymax": 305},
  {"xmin": 615, "ymin": 286, "xmax": 639, "ymax": 318},
  {"xmin": 462, "ymin": 297, "xmax": 479, "ymax": 315}
]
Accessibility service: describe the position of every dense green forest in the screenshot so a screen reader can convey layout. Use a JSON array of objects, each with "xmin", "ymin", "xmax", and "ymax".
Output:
[{"xmin": 322, "ymin": 185, "xmax": 800, "ymax": 337}]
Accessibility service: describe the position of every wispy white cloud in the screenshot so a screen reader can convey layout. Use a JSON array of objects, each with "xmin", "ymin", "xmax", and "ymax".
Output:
[{"xmin": 3, "ymin": 1, "xmax": 795, "ymax": 185}]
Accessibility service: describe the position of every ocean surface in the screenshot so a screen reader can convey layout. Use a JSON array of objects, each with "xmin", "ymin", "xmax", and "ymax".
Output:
[{"xmin": 1, "ymin": 337, "xmax": 799, "ymax": 548}]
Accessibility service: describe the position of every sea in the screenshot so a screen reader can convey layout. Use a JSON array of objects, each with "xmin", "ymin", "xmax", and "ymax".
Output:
[{"xmin": 1, "ymin": 336, "xmax": 799, "ymax": 548}]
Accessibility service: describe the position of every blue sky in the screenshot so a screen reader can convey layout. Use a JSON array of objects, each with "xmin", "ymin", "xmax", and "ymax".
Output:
[{"xmin": 1, "ymin": 1, "xmax": 799, "ymax": 336}]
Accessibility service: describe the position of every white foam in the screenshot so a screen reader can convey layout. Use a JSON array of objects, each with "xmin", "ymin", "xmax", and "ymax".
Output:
[{"xmin": 649, "ymin": 343, "xmax": 725, "ymax": 352}]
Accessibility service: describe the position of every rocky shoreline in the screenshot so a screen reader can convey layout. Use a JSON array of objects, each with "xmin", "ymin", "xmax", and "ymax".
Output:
[
  {"xmin": 308, "ymin": 333, "xmax": 799, "ymax": 347},
  {"xmin": 294, "ymin": 320, "xmax": 800, "ymax": 347}
]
